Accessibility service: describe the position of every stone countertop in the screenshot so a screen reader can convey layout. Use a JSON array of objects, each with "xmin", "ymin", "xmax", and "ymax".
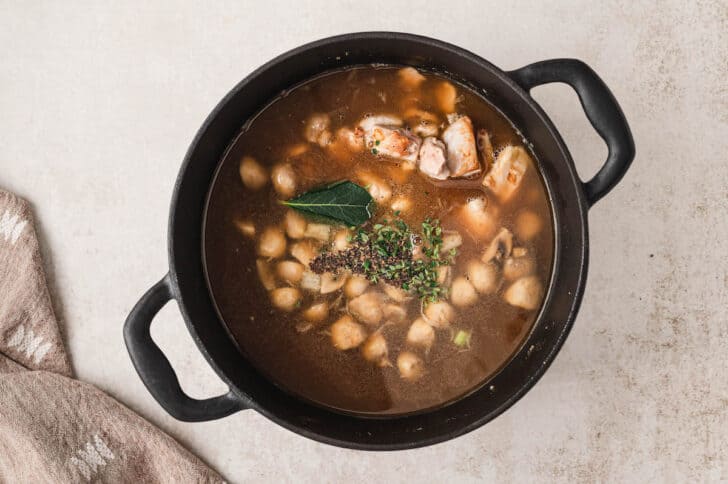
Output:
[{"xmin": 1, "ymin": 1, "xmax": 726, "ymax": 482}]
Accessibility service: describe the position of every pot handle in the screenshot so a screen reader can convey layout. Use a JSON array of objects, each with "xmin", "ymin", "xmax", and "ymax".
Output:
[
  {"xmin": 507, "ymin": 59, "xmax": 635, "ymax": 207},
  {"xmin": 123, "ymin": 274, "xmax": 247, "ymax": 421}
]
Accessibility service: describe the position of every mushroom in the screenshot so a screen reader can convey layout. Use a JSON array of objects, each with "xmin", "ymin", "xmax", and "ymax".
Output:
[
  {"xmin": 320, "ymin": 272, "xmax": 347, "ymax": 294},
  {"xmin": 459, "ymin": 197, "xmax": 497, "ymax": 239},
  {"xmin": 482, "ymin": 228, "xmax": 513, "ymax": 263},
  {"xmin": 362, "ymin": 331, "xmax": 390, "ymax": 366},
  {"xmin": 348, "ymin": 292, "xmax": 384, "ymax": 326},
  {"xmin": 344, "ymin": 275, "xmax": 369, "ymax": 299},
  {"xmin": 302, "ymin": 301, "xmax": 329, "ymax": 322},
  {"xmin": 383, "ymin": 304, "xmax": 407, "ymax": 324},
  {"xmin": 398, "ymin": 67, "xmax": 426, "ymax": 89},
  {"xmin": 383, "ymin": 284, "xmax": 410, "ymax": 303},
  {"xmin": 330, "ymin": 315, "xmax": 366, "ymax": 350},
  {"xmin": 234, "ymin": 219, "xmax": 256, "ymax": 238},
  {"xmin": 436, "ymin": 266, "xmax": 452, "ymax": 286},
  {"xmin": 239, "ymin": 156, "xmax": 268, "ymax": 190},
  {"xmin": 406, "ymin": 318, "xmax": 435, "ymax": 350},
  {"xmin": 333, "ymin": 228, "xmax": 351, "ymax": 251},
  {"xmin": 290, "ymin": 240, "xmax": 317, "ymax": 266},
  {"xmin": 435, "ymin": 81, "xmax": 458, "ymax": 113},
  {"xmin": 503, "ymin": 276, "xmax": 544, "ymax": 310},
  {"xmin": 503, "ymin": 251, "xmax": 536, "ymax": 281},
  {"xmin": 305, "ymin": 113, "xmax": 332, "ymax": 146},
  {"xmin": 423, "ymin": 301, "xmax": 455, "ymax": 329},
  {"xmin": 270, "ymin": 287, "xmax": 301, "ymax": 311},
  {"xmin": 390, "ymin": 196, "xmax": 412, "ymax": 214},
  {"xmin": 328, "ymin": 127, "xmax": 365, "ymax": 160},
  {"xmin": 284, "ymin": 211, "xmax": 307, "ymax": 239},
  {"xmin": 304, "ymin": 223, "xmax": 331, "ymax": 242},
  {"xmin": 466, "ymin": 260, "xmax": 499, "ymax": 294},
  {"xmin": 450, "ymin": 276, "xmax": 478, "ymax": 307},
  {"xmin": 397, "ymin": 351, "xmax": 425, "ymax": 381},
  {"xmin": 477, "ymin": 128, "xmax": 495, "ymax": 172},
  {"xmin": 515, "ymin": 210, "xmax": 543, "ymax": 241},
  {"xmin": 300, "ymin": 270, "xmax": 321, "ymax": 292},
  {"xmin": 258, "ymin": 227, "xmax": 287, "ymax": 258},
  {"xmin": 357, "ymin": 171, "xmax": 392, "ymax": 202},
  {"xmin": 256, "ymin": 259, "xmax": 276, "ymax": 291},
  {"xmin": 441, "ymin": 231, "xmax": 463, "ymax": 253},
  {"xmin": 271, "ymin": 163, "xmax": 296, "ymax": 197},
  {"xmin": 276, "ymin": 261, "xmax": 304, "ymax": 284},
  {"xmin": 483, "ymin": 145, "xmax": 530, "ymax": 202}
]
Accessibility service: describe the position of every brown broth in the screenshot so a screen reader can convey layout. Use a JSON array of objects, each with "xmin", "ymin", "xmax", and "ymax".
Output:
[{"xmin": 204, "ymin": 66, "xmax": 554, "ymax": 415}]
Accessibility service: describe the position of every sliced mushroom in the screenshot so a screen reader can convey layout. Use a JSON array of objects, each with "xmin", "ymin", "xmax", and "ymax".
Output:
[
  {"xmin": 476, "ymin": 128, "xmax": 495, "ymax": 172},
  {"xmin": 362, "ymin": 331, "xmax": 390, "ymax": 367},
  {"xmin": 450, "ymin": 276, "xmax": 478, "ymax": 307},
  {"xmin": 397, "ymin": 351, "xmax": 425, "ymax": 381},
  {"xmin": 344, "ymin": 275, "xmax": 369, "ymax": 299},
  {"xmin": 239, "ymin": 156, "xmax": 268, "ymax": 190},
  {"xmin": 515, "ymin": 210, "xmax": 543, "ymax": 241},
  {"xmin": 234, "ymin": 219, "xmax": 256, "ymax": 238},
  {"xmin": 482, "ymin": 228, "xmax": 513, "ymax": 263},
  {"xmin": 466, "ymin": 260, "xmax": 499, "ymax": 295},
  {"xmin": 302, "ymin": 301, "xmax": 329, "ymax": 322},
  {"xmin": 276, "ymin": 261, "xmax": 304, "ymax": 284},
  {"xmin": 256, "ymin": 259, "xmax": 276, "ymax": 291},
  {"xmin": 423, "ymin": 301, "xmax": 455, "ymax": 329},
  {"xmin": 330, "ymin": 315, "xmax": 366, "ymax": 350},
  {"xmin": 503, "ymin": 276, "xmax": 544, "ymax": 310},
  {"xmin": 284, "ymin": 211, "xmax": 307, "ymax": 239},
  {"xmin": 483, "ymin": 145, "xmax": 530, "ymax": 202},
  {"xmin": 304, "ymin": 223, "xmax": 331, "ymax": 242},
  {"xmin": 320, "ymin": 272, "xmax": 348, "ymax": 294},
  {"xmin": 406, "ymin": 318, "xmax": 435, "ymax": 350},
  {"xmin": 348, "ymin": 292, "xmax": 384, "ymax": 326},
  {"xmin": 270, "ymin": 287, "xmax": 301, "ymax": 311},
  {"xmin": 271, "ymin": 163, "xmax": 296, "ymax": 197},
  {"xmin": 258, "ymin": 227, "xmax": 287, "ymax": 258}
]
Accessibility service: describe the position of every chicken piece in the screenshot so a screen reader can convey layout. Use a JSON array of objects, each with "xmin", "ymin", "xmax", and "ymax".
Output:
[
  {"xmin": 418, "ymin": 137, "xmax": 450, "ymax": 180},
  {"xmin": 442, "ymin": 114, "xmax": 480, "ymax": 178},
  {"xmin": 348, "ymin": 292, "xmax": 385, "ymax": 326},
  {"xmin": 305, "ymin": 113, "xmax": 332, "ymax": 147},
  {"xmin": 331, "ymin": 315, "xmax": 366, "ymax": 350},
  {"xmin": 406, "ymin": 318, "xmax": 435, "ymax": 350},
  {"xmin": 503, "ymin": 276, "xmax": 544, "ymax": 310},
  {"xmin": 398, "ymin": 67, "xmax": 426, "ymax": 90},
  {"xmin": 477, "ymin": 128, "xmax": 495, "ymax": 172},
  {"xmin": 483, "ymin": 145, "xmax": 530, "ymax": 202},
  {"xmin": 362, "ymin": 332, "xmax": 390, "ymax": 366},
  {"xmin": 359, "ymin": 115, "xmax": 421, "ymax": 164}
]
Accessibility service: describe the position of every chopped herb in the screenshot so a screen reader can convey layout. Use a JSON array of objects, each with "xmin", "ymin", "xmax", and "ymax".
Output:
[
  {"xmin": 375, "ymin": 140, "xmax": 381, "ymax": 146},
  {"xmin": 453, "ymin": 330, "xmax": 472, "ymax": 348},
  {"xmin": 371, "ymin": 148, "xmax": 379, "ymax": 155}
]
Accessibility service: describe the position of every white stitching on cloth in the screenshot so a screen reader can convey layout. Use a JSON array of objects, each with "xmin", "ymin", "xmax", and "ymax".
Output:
[
  {"xmin": 0, "ymin": 210, "xmax": 27, "ymax": 245},
  {"xmin": 68, "ymin": 434, "xmax": 115, "ymax": 482}
]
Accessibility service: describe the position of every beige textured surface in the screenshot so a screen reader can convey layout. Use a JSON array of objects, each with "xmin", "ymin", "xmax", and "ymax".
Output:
[{"xmin": 1, "ymin": 1, "xmax": 726, "ymax": 482}]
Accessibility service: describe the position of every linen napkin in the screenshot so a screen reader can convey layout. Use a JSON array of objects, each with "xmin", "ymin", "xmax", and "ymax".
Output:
[{"xmin": 0, "ymin": 189, "xmax": 223, "ymax": 483}]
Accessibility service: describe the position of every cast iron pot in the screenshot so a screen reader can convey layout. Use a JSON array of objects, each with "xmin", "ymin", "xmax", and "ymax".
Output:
[{"xmin": 124, "ymin": 32, "xmax": 634, "ymax": 450}]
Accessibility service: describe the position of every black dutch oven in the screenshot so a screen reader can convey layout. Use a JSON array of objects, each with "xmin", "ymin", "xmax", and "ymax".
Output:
[{"xmin": 124, "ymin": 32, "xmax": 634, "ymax": 450}]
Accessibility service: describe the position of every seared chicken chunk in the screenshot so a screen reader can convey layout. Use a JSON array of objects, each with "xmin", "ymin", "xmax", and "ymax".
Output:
[
  {"xmin": 359, "ymin": 115, "xmax": 421, "ymax": 164},
  {"xmin": 442, "ymin": 114, "xmax": 480, "ymax": 177},
  {"xmin": 418, "ymin": 137, "xmax": 450, "ymax": 180}
]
